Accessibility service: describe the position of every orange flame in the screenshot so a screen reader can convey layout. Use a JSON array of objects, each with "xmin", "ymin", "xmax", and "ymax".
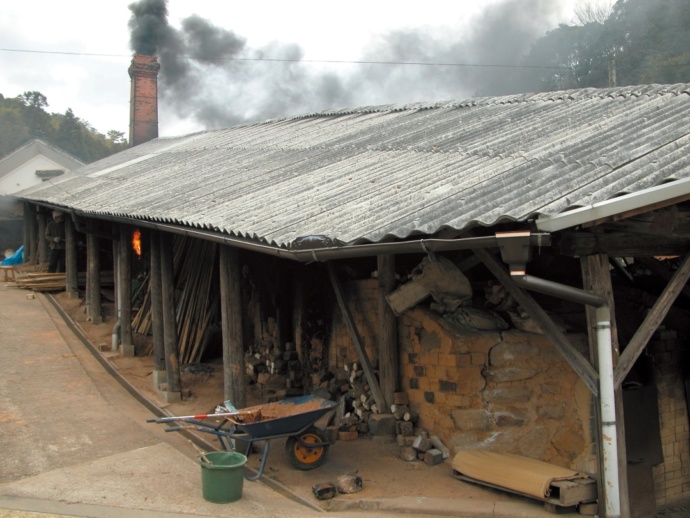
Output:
[{"xmin": 132, "ymin": 230, "xmax": 142, "ymax": 256}]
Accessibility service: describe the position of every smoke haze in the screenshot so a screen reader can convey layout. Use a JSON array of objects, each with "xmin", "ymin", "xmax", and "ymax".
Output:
[{"xmin": 128, "ymin": 0, "xmax": 567, "ymax": 130}]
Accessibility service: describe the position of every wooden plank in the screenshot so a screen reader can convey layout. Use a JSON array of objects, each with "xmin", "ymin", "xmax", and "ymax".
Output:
[
  {"xmin": 474, "ymin": 247, "xmax": 599, "ymax": 396},
  {"xmin": 327, "ymin": 262, "xmax": 386, "ymax": 413},
  {"xmin": 551, "ymin": 479, "xmax": 598, "ymax": 506},
  {"xmin": 615, "ymin": 252, "xmax": 690, "ymax": 388},
  {"xmin": 453, "ymin": 472, "xmax": 595, "ymax": 509}
]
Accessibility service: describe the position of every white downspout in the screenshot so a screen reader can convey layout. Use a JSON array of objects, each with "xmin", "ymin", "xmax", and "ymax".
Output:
[{"xmin": 596, "ymin": 306, "xmax": 621, "ymax": 518}]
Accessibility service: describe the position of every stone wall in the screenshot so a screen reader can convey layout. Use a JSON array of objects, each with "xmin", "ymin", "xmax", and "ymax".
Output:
[
  {"xmin": 399, "ymin": 307, "xmax": 596, "ymax": 472},
  {"xmin": 328, "ymin": 279, "xmax": 597, "ymax": 472}
]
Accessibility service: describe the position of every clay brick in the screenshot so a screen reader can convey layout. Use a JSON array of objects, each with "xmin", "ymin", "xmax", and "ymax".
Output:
[
  {"xmin": 438, "ymin": 380, "xmax": 457, "ymax": 393},
  {"xmin": 456, "ymin": 353, "xmax": 472, "ymax": 367},
  {"xmin": 407, "ymin": 389, "xmax": 424, "ymax": 404},
  {"xmin": 456, "ymin": 367, "xmax": 486, "ymax": 394},
  {"xmin": 470, "ymin": 352, "xmax": 486, "ymax": 365},
  {"xmin": 438, "ymin": 353, "xmax": 455, "ymax": 367}
]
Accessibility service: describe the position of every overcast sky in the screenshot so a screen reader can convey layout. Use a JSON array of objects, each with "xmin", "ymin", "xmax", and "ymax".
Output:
[{"xmin": 0, "ymin": 0, "xmax": 590, "ymax": 138}]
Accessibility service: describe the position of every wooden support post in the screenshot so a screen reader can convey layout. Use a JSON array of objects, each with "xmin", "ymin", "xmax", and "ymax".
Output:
[
  {"xmin": 159, "ymin": 232, "xmax": 181, "ymax": 401},
  {"xmin": 149, "ymin": 231, "xmax": 166, "ymax": 387},
  {"xmin": 119, "ymin": 224, "xmax": 133, "ymax": 354},
  {"xmin": 112, "ymin": 235, "xmax": 119, "ymax": 329},
  {"xmin": 327, "ymin": 262, "xmax": 386, "ymax": 413},
  {"xmin": 293, "ymin": 268, "xmax": 305, "ymax": 361},
  {"xmin": 27, "ymin": 203, "xmax": 38, "ymax": 265},
  {"xmin": 220, "ymin": 245, "xmax": 246, "ymax": 408},
  {"xmin": 86, "ymin": 231, "xmax": 102, "ymax": 324},
  {"xmin": 22, "ymin": 202, "xmax": 32, "ymax": 265},
  {"xmin": 615, "ymin": 252, "xmax": 690, "ymax": 387},
  {"xmin": 474, "ymin": 247, "xmax": 599, "ymax": 395},
  {"xmin": 37, "ymin": 210, "xmax": 48, "ymax": 268},
  {"xmin": 378, "ymin": 254, "xmax": 398, "ymax": 409},
  {"xmin": 64, "ymin": 215, "xmax": 78, "ymax": 298},
  {"xmin": 582, "ymin": 254, "xmax": 629, "ymax": 518}
]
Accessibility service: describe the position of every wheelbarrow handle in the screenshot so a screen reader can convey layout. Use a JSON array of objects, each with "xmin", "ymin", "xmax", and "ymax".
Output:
[{"xmin": 147, "ymin": 412, "xmax": 242, "ymax": 423}]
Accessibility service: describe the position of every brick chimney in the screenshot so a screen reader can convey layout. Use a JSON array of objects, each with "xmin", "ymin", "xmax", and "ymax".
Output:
[{"xmin": 128, "ymin": 54, "xmax": 160, "ymax": 147}]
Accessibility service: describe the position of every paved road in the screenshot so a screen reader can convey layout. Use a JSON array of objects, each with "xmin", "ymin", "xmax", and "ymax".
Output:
[{"xmin": 0, "ymin": 285, "xmax": 328, "ymax": 518}]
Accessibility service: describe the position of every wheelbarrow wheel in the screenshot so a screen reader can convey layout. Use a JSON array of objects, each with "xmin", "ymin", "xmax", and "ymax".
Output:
[{"xmin": 285, "ymin": 427, "xmax": 329, "ymax": 470}]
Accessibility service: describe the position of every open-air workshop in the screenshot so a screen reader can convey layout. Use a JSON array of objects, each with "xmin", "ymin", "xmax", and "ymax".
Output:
[{"xmin": 2, "ymin": 51, "xmax": 690, "ymax": 518}]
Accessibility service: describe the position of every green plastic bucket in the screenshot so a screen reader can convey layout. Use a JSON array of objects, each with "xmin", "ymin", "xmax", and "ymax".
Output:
[{"xmin": 198, "ymin": 451, "xmax": 247, "ymax": 503}]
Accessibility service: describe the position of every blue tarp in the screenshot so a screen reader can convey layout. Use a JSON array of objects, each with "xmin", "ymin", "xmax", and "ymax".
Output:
[{"xmin": 1, "ymin": 246, "xmax": 23, "ymax": 266}]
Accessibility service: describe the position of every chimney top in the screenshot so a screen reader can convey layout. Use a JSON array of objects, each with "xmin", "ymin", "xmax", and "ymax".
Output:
[{"xmin": 128, "ymin": 54, "xmax": 160, "ymax": 147}]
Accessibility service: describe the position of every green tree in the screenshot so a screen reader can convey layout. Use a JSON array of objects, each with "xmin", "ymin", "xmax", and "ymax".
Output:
[
  {"xmin": 517, "ymin": 0, "xmax": 690, "ymax": 92},
  {"xmin": 0, "ymin": 92, "xmax": 128, "ymax": 162}
]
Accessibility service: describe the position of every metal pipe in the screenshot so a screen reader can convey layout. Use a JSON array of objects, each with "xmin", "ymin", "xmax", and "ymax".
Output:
[
  {"xmin": 595, "ymin": 306, "xmax": 621, "ymax": 518},
  {"xmin": 111, "ymin": 320, "xmax": 121, "ymax": 352},
  {"xmin": 513, "ymin": 274, "xmax": 606, "ymax": 308},
  {"xmin": 510, "ymin": 272, "xmax": 620, "ymax": 518}
]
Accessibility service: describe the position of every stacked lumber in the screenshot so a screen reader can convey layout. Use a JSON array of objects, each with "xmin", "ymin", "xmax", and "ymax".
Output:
[
  {"xmin": 174, "ymin": 238, "xmax": 219, "ymax": 364},
  {"xmin": 133, "ymin": 236, "xmax": 219, "ymax": 365},
  {"xmin": 12, "ymin": 272, "xmax": 66, "ymax": 292}
]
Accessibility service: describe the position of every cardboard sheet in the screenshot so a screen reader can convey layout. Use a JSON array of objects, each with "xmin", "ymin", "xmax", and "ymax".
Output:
[{"xmin": 452, "ymin": 450, "xmax": 587, "ymax": 500}]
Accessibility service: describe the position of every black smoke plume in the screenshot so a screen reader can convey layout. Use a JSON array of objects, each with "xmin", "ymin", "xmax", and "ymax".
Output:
[{"xmin": 128, "ymin": 0, "xmax": 566, "ymax": 132}]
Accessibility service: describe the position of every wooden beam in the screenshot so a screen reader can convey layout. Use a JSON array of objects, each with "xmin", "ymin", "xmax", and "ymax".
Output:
[
  {"xmin": 558, "ymin": 231, "xmax": 690, "ymax": 257},
  {"xmin": 86, "ymin": 231, "xmax": 102, "ymax": 324},
  {"xmin": 119, "ymin": 224, "xmax": 133, "ymax": 348},
  {"xmin": 28, "ymin": 204, "xmax": 38, "ymax": 265},
  {"xmin": 64, "ymin": 215, "xmax": 78, "ymax": 298},
  {"xmin": 378, "ymin": 254, "xmax": 399, "ymax": 409},
  {"xmin": 38, "ymin": 210, "xmax": 48, "ymax": 267},
  {"xmin": 474, "ymin": 247, "xmax": 599, "ymax": 396},
  {"xmin": 22, "ymin": 202, "xmax": 32, "ymax": 265},
  {"xmin": 327, "ymin": 262, "xmax": 386, "ymax": 412},
  {"xmin": 637, "ymin": 257, "xmax": 690, "ymax": 300},
  {"xmin": 159, "ymin": 232, "xmax": 181, "ymax": 397},
  {"xmin": 220, "ymin": 245, "xmax": 246, "ymax": 408},
  {"xmin": 581, "ymin": 254, "xmax": 630, "ymax": 518},
  {"xmin": 149, "ymin": 231, "xmax": 166, "ymax": 375},
  {"xmin": 615, "ymin": 252, "xmax": 690, "ymax": 388}
]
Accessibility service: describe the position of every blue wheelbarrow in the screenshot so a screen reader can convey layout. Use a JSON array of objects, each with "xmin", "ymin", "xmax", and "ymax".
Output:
[{"xmin": 147, "ymin": 395, "xmax": 337, "ymax": 480}]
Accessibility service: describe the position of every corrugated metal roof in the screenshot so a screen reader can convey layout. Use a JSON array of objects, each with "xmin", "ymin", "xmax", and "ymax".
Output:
[{"xmin": 16, "ymin": 83, "xmax": 690, "ymax": 248}]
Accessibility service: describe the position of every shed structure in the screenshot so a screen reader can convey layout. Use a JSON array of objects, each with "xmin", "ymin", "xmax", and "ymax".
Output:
[{"xmin": 14, "ymin": 83, "xmax": 690, "ymax": 518}]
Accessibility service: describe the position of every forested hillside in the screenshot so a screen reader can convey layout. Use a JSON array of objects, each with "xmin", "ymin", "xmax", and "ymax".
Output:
[
  {"xmin": 0, "ymin": 91, "xmax": 128, "ymax": 163},
  {"xmin": 507, "ymin": 0, "xmax": 690, "ymax": 94}
]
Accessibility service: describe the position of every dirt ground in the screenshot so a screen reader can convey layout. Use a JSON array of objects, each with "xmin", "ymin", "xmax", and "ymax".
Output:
[
  {"xmin": 46, "ymin": 291, "xmax": 563, "ymax": 513},
  {"xmin": 35, "ymin": 288, "xmax": 690, "ymax": 517}
]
